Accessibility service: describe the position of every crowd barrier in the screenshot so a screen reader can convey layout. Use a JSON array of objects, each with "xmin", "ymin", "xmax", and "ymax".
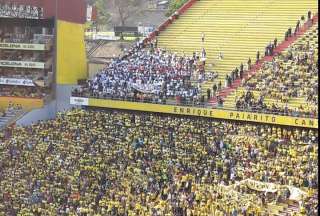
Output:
[
  {"xmin": 70, "ymin": 97, "xmax": 318, "ymax": 129},
  {"xmin": 71, "ymin": 93, "xmax": 317, "ymax": 119},
  {"xmin": 0, "ymin": 97, "xmax": 44, "ymax": 110}
]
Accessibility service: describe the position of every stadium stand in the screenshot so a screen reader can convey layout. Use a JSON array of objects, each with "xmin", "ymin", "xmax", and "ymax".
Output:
[
  {"xmin": 222, "ymin": 24, "xmax": 318, "ymax": 117},
  {"xmin": 73, "ymin": 43, "xmax": 204, "ymax": 106},
  {"xmin": 0, "ymin": 25, "xmax": 53, "ymax": 45},
  {"xmin": 0, "ymin": 85, "xmax": 50, "ymax": 98},
  {"xmin": 0, "ymin": 109, "xmax": 317, "ymax": 215},
  {"xmin": 156, "ymin": 0, "xmax": 318, "ymax": 97},
  {"xmin": 74, "ymin": 4, "xmax": 318, "ymax": 118},
  {"xmin": 0, "ymin": 1, "xmax": 318, "ymax": 215},
  {"xmin": 0, "ymin": 19, "xmax": 54, "ymax": 105},
  {"xmin": 0, "ymin": 68, "xmax": 50, "ymax": 81},
  {"xmin": 74, "ymin": 15, "xmax": 318, "ymax": 117}
]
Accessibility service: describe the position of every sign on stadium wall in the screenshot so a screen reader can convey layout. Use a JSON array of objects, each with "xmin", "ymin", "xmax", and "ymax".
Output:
[
  {"xmin": 70, "ymin": 97, "xmax": 89, "ymax": 106},
  {"xmin": 86, "ymin": 5, "xmax": 93, "ymax": 22},
  {"xmin": 0, "ymin": 78, "xmax": 35, "ymax": 86},
  {"xmin": 69, "ymin": 97, "xmax": 318, "ymax": 129},
  {"xmin": 0, "ymin": 60, "xmax": 45, "ymax": 69},
  {"xmin": 0, "ymin": 43, "xmax": 46, "ymax": 51}
]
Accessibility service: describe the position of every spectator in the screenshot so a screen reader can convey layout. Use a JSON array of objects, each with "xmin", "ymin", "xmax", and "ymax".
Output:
[
  {"xmin": 308, "ymin": 11, "xmax": 312, "ymax": 20},
  {"xmin": 288, "ymin": 27, "xmax": 292, "ymax": 37},
  {"xmin": 218, "ymin": 81, "xmax": 222, "ymax": 91},
  {"xmin": 296, "ymin": 20, "xmax": 300, "ymax": 32},
  {"xmin": 240, "ymin": 63, "xmax": 244, "ymax": 79},
  {"xmin": 247, "ymin": 58, "xmax": 252, "ymax": 70},
  {"xmin": 212, "ymin": 83, "xmax": 217, "ymax": 96}
]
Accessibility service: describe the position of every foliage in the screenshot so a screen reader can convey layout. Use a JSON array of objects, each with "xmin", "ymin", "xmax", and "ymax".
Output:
[
  {"xmin": 87, "ymin": 0, "xmax": 141, "ymax": 27},
  {"xmin": 95, "ymin": 0, "xmax": 111, "ymax": 26},
  {"xmin": 166, "ymin": 0, "xmax": 188, "ymax": 17},
  {"xmin": 111, "ymin": 0, "xmax": 141, "ymax": 26}
]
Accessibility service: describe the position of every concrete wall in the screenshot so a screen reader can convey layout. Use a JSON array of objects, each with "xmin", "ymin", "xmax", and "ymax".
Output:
[
  {"xmin": 56, "ymin": 20, "xmax": 88, "ymax": 85},
  {"xmin": 56, "ymin": 84, "xmax": 79, "ymax": 112},
  {"xmin": 15, "ymin": 84, "xmax": 78, "ymax": 126},
  {"xmin": 16, "ymin": 100, "xmax": 57, "ymax": 126}
]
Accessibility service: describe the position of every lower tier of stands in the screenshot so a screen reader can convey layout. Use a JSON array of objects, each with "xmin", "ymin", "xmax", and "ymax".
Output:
[{"xmin": 0, "ymin": 108, "xmax": 317, "ymax": 215}]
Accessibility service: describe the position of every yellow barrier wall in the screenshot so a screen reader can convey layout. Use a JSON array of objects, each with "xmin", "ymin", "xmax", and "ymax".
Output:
[
  {"xmin": 56, "ymin": 20, "xmax": 87, "ymax": 84},
  {"xmin": 69, "ymin": 97, "xmax": 318, "ymax": 129},
  {"xmin": 0, "ymin": 97, "xmax": 44, "ymax": 110}
]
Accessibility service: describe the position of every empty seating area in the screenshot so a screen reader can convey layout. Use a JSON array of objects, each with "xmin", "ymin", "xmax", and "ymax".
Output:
[
  {"xmin": 157, "ymin": 0, "xmax": 318, "ymax": 95},
  {"xmin": 223, "ymin": 24, "xmax": 318, "ymax": 117}
]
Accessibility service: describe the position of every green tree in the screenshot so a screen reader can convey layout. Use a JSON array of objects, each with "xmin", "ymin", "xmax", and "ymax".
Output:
[
  {"xmin": 166, "ymin": 0, "xmax": 188, "ymax": 17},
  {"xmin": 95, "ymin": 0, "xmax": 111, "ymax": 26},
  {"xmin": 111, "ymin": 0, "xmax": 141, "ymax": 26}
]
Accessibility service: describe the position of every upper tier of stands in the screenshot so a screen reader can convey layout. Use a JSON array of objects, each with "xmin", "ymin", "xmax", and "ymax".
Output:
[
  {"xmin": 73, "ymin": 0, "xmax": 318, "ymax": 120},
  {"xmin": 222, "ymin": 24, "xmax": 318, "ymax": 117},
  {"xmin": 157, "ymin": 0, "xmax": 318, "ymax": 93},
  {"xmin": 74, "ymin": 19, "xmax": 318, "ymax": 118}
]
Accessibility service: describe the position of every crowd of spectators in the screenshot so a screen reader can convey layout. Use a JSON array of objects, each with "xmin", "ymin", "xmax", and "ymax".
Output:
[
  {"xmin": 0, "ymin": 50, "xmax": 47, "ymax": 62},
  {"xmin": 0, "ymin": 68, "xmax": 48, "ymax": 80},
  {"xmin": 73, "ymin": 40, "xmax": 218, "ymax": 105},
  {"xmin": 0, "ymin": 103, "xmax": 22, "ymax": 118},
  {"xmin": 0, "ymin": 85, "xmax": 49, "ymax": 98},
  {"xmin": 235, "ymin": 89, "xmax": 317, "ymax": 118},
  {"xmin": 0, "ymin": 38, "xmax": 53, "ymax": 98},
  {"xmin": 236, "ymin": 24, "xmax": 318, "ymax": 118},
  {"xmin": 0, "ymin": 109, "xmax": 317, "ymax": 215},
  {"xmin": 0, "ymin": 67, "xmax": 51, "ymax": 99}
]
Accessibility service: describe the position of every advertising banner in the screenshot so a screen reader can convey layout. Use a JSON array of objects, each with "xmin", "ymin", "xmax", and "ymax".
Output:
[
  {"xmin": 0, "ymin": 43, "xmax": 46, "ymax": 50},
  {"xmin": 70, "ymin": 97, "xmax": 89, "ymax": 106},
  {"xmin": 86, "ymin": 5, "xmax": 93, "ymax": 22},
  {"xmin": 0, "ymin": 78, "xmax": 35, "ymax": 86},
  {"xmin": 0, "ymin": 61, "xmax": 45, "ymax": 69},
  {"xmin": 69, "ymin": 97, "xmax": 318, "ymax": 128}
]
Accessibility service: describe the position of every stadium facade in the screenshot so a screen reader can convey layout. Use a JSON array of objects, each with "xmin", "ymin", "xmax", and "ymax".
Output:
[{"xmin": 0, "ymin": 0, "xmax": 88, "ymax": 124}]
